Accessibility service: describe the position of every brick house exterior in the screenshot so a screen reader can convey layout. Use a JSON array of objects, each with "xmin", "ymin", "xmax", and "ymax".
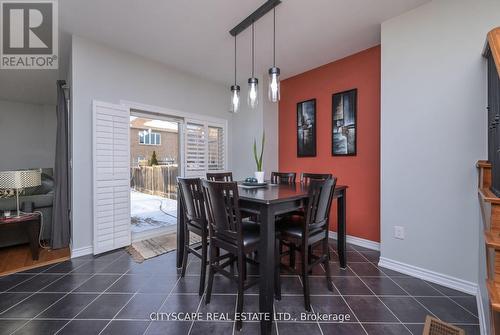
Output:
[{"xmin": 130, "ymin": 118, "xmax": 179, "ymax": 166}]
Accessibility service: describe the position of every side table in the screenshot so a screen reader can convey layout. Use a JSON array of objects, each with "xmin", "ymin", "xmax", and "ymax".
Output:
[{"xmin": 0, "ymin": 213, "xmax": 41, "ymax": 260}]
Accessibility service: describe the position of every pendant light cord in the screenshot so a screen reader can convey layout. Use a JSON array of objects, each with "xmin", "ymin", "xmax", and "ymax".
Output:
[
  {"xmin": 234, "ymin": 35, "xmax": 237, "ymax": 85},
  {"xmin": 251, "ymin": 21, "xmax": 255, "ymax": 78},
  {"xmin": 273, "ymin": 8, "xmax": 276, "ymax": 67}
]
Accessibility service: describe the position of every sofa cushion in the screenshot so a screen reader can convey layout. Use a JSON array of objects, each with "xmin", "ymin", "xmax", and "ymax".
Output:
[
  {"xmin": 0, "ymin": 194, "xmax": 53, "ymax": 211},
  {"xmin": 23, "ymin": 173, "xmax": 54, "ymax": 196}
]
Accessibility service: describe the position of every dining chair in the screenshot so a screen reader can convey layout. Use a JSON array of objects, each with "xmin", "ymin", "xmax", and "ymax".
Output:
[
  {"xmin": 206, "ymin": 172, "xmax": 233, "ymax": 182},
  {"xmin": 177, "ymin": 177, "xmax": 211, "ymax": 296},
  {"xmin": 271, "ymin": 172, "xmax": 297, "ymax": 184},
  {"xmin": 201, "ymin": 179, "xmax": 260, "ymax": 331},
  {"xmin": 276, "ymin": 178, "xmax": 337, "ymax": 311},
  {"xmin": 300, "ymin": 172, "xmax": 332, "ymax": 184}
]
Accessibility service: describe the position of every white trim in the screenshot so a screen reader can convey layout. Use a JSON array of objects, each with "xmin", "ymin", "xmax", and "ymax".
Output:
[
  {"xmin": 328, "ymin": 231, "xmax": 380, "ymax": 251},
  {"xmin": 378, "ymin": 257, "xmax": 478, "ymax": 295},
  {"xmin": 477, "ymin": 289, "xmax": 487, "ymax": 335},
  {"xmin": 120, "ymin": 100, "xmax": 228, "ymax": 125},
  {"xmin": 71, "ymin": 245, "xmax": 93, "ymax": 258},
  {"xmin": 121, "ymin": 100, "xmax": 229, "ymax": 178}
]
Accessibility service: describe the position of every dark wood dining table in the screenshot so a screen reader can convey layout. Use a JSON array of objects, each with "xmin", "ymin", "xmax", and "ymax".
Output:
[{"xmin": 176, "ymin": 182, "xmax": 348, "ymax": 335}]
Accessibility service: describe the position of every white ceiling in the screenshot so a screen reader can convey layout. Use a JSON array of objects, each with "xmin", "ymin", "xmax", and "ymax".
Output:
[{"xmin": 0, "ymin": 0, "xmax": 430, "ymax": 105}]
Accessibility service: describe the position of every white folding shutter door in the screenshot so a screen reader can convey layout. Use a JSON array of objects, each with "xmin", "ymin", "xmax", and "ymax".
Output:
[
  {"xmin": 93, "ymin": 101, "xmax": 131, "ymax": 255},
  {"xmin": 208, "ymin": 126, "xmax": 224, "ymax": 171},
  {"xmin": 185, "ymin": 122, "xmax": 206, "ymax": 177}
]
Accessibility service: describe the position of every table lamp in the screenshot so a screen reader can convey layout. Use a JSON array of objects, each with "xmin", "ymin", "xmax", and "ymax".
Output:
[{"xmin": 0, "ymin": 170, "xmax": 41, "ymax": 217}]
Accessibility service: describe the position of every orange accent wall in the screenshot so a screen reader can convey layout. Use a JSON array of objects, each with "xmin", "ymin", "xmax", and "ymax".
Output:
[{"xmin": 279, "ymin": 46, "xmax": 381, "ymax": 242}]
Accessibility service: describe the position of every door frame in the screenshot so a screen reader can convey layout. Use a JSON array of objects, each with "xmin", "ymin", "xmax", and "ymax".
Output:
[{"xmin": 121, "ymin": 100, "xmax": 228, "ymax": 178}]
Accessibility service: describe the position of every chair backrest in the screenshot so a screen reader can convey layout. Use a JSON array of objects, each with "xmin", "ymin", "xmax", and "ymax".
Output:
[
  {"xmin": 201, "ymin": 180, "xmax": 242, "ymax": 246},
  {"xmin": 300, "ymin": 172, "xmax": 332, "ymax": 184},
  {"xmin": 270, "ymin": 172, "xmax": 296, "ymax": 184},
  {"xmin": 177, "ymin": 178, "xmax": 207, "ymax": 231},
  {"xmin": 304, "ymin": 178, "xmax": 337, "ymax": 233},
  {"xmin": 206, "ymin": 172, "xmax": 233, "ymax": 182}
]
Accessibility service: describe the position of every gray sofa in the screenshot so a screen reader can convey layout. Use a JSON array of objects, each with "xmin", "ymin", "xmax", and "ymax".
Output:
[{"xmin": 0, "ymin": 168, "xmax": 54, "ymax": 247}]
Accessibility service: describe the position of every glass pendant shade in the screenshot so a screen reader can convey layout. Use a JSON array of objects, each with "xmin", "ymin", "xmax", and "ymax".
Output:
[
  {"xmin": 247, "ymin": 77, "xmax": 259, "ymax": 108},
  {"xmin": 230, "ymin": 85, "xmax": 240, "ymax": 113},
  {"xmin": 268, "ymin": 66, "xmax": 280, "ymax": 102}
]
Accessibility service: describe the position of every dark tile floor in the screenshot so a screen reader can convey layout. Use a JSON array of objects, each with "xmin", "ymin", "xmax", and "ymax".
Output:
[{"xmin": 0, "ymin": 240, "xmax": 480, "ymax": 335}]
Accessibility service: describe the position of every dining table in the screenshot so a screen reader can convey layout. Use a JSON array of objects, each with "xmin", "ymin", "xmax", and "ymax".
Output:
[{"xmin": 176, "ymin": 182, "xmax": 348, "ymax": 335}]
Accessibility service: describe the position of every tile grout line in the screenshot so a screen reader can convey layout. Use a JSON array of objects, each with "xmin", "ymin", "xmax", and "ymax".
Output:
[
  {"xmin": 371, "ymin": 260, "xmax": 446, "ymax": 324},
  {"xmin": 141, "ymin": 255, "xmax": 192, "ymax": 335},
  {"xmin": 7, "ymin": 252, "xmax": 129, "ymax": 335},
  {"xmin": 349, "ymin": 263, "xmax": 415, "ymax": 335},
  {"xmin": 188, "ymin": 291, "xmax": 206, "ymax": 335},
  {"xmin": 327, "ymin": 273, "xmax": 369, "ymax": 335},
  {"xmin": 420, "ymin": 280, "xmax": 480, "ymax": 319},
  {"xmin": 97, "ymin": 291, "xmax": 139, "ymax": 334},
  {"xmin": 47, "ymin": 252, "xmax": 132, "ymax": 335},
  {"xmin": 3, "ymin": 255, "xmax": 121, "ymax": 334}
]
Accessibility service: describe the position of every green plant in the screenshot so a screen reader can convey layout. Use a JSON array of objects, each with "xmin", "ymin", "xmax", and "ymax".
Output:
[
  {"xmin": 253, "ymin": 132, "xmax": 265, "ymax": 172},
  {"xmin": 149, "ymin": 151, "xmax": 159, "ymax": 166}
]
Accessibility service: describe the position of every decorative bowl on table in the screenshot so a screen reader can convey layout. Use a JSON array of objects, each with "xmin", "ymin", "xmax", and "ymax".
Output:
[{"xmin": 242, "ymin": 177, "xmax": 267, "ymax": 187}]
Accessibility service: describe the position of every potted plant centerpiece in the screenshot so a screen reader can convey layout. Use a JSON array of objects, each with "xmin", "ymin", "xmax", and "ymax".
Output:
[{"xmin": 253, "ymin": 132, "xmax": 265, "ymax": 183}]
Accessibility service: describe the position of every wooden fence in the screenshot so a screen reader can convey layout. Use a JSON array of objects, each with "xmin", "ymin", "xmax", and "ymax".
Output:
[{"xmin": 131, "ymin": 165, "xmax": 178, "ymax": 200}]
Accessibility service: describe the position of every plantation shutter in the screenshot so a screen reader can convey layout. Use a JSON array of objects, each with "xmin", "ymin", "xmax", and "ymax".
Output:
[
  {"xmin": 185, "ymin": 122, "xmax": 207, "ymax": 177},
  {"xmin": 208, "ymin": 126, "xmax": 224, "ymax": 171},
  {"xmin": 184, "ymin": 120, "xmax": 226, "ymax": 177},
  {"xmin": 92, "ymin": 101, "xmax": 131, "ymax": 254}
]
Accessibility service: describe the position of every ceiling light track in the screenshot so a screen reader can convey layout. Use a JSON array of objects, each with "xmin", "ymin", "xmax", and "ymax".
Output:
[{"xmin": 229, "ymin": 0, "xmax": 281, "ymax": 37}]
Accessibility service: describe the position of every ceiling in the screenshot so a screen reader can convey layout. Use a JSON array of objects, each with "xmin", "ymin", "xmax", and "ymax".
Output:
[{"xmin": 0, "ymin": 0, "xmax": 430, "ymax": 105}]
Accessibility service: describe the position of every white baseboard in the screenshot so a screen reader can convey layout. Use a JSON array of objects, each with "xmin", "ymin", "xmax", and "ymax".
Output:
[
  {"xmin": 378, "ymin": 257, "xmax": 478, "ymax": 295},
  {"xmin": 476, "ymin": 289, "xmax": 488, "ymax": 335},
  {"xmin": 71, "ymin": 245, "xmax": 93, "ymax": 258},
  {"xmin": 328, "ymin": 231, "xmax": 380, "ymax": 251}
]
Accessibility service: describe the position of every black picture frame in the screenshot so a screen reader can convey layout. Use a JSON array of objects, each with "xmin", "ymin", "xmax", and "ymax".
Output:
[
  {"xmin": 332, "ymin": 89, "xmax": 357, "ymax": 156},
  {"xmin": 297, "ymin": 99, "xmax": 317, "ymax": 157}
]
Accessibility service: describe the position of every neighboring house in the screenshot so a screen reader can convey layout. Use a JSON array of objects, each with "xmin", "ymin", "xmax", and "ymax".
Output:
[{"xmin": 129, "ymin": 117, "xmax": 179, "ymax": 166}]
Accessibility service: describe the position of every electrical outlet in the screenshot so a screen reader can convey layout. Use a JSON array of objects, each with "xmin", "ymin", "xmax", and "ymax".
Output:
[{"xmin": 394, "ymin": 226, "xmax": 405, "ymax": 240}]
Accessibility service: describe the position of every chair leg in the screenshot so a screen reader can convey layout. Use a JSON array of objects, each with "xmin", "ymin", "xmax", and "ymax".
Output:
[
  {"xmin": 205, "ymin": 242, "xmax": 215, "ymax": 305},
  {"xmin": 275, "ymin": 238, "xmax": 282, "ymax": 300},
  {"xmin": 323, "ymin": 238, "xmax": 334, "ymax": 292},
  {"xmin": 302, "ymin": 246, "xmax": 311, "ymax": 312},
  {"xmin": 199, "ymin": 237, "xmax": 208, "ymax": 296},
  {"xmin": 236, "ymin": 252, "xmax": 245, "ymax": 331},
  {"xmin": 242, "ymin": 255, "xmax": 247, "ymax": 281},
  {"xmin": 180, "ymin": 231, "xmax": 189, "ymax": 277},
  {"xmin": 308, "ymin": 245, "xmax": 313, "ymax": 266},
  {"xmin": 289, "ymin": 244, "xmax": 296, "ymax": 269}
]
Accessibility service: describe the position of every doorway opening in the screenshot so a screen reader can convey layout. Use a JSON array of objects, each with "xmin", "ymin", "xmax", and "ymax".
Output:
[{"xmin": 129, "ymin": 113, "xmax": 181, "ymax": 241}]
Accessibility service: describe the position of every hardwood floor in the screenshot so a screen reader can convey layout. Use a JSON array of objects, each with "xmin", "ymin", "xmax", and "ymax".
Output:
[{"xmin": 0, "ymin": 243, "xmax": 70, "ymax": 276}]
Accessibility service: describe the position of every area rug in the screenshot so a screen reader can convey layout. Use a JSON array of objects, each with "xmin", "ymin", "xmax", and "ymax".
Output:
[{"xmin": 126, "ymin": 232, "xmax": 200, "ymax": 263}]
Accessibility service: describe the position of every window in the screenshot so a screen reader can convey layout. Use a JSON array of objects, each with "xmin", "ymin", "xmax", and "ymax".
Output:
[
  {"xmin": 185, "ymin": 123, "xmax": 206, "ymax": 174},
  {"xmin": 139, "ymin": 130, "xmax": 161, "ymax": 145},
  {"xmin": 208, "ymin": 126, "xmax": 224, "ymax": 171},
  {"xmin": 185, "ymin": 121, "xmax": 226, "ymax": 176}
]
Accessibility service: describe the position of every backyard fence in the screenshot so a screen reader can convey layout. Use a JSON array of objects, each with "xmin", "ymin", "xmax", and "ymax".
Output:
[{"xmin": 131, "ymin": 165, "xmax": 178, "ymax": 200}]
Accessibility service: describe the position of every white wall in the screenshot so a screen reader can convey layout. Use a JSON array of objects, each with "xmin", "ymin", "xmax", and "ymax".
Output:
[
  {"xmin": 381, "ymin": 0, "xmax": 500, "ymax": 293},
  {"xmin": 0, "ymin": 100, "xmax": 56, "ymax": 171},
  {"xmin": 230, "ymin": 74, "xmax": 279, "ymax": 181},
  {"xmin": 70, "ymin": 35, "xmax": 276, "ymax": 251}
]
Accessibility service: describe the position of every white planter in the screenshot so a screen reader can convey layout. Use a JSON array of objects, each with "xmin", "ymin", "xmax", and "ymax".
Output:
[{"xmin": 254, "ymin": 171, "xmax": 265, "ymax": 183}]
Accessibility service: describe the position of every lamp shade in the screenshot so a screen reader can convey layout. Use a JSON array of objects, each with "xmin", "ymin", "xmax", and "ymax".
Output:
[{"xmin": 0, "ymin": 170, "xmax": 42, "ymax": 189}]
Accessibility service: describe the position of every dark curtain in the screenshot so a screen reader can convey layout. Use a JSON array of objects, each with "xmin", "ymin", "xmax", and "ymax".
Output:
[{"xmin": 51, "ymin": 80, "xmax": 70, "ymax": 248}]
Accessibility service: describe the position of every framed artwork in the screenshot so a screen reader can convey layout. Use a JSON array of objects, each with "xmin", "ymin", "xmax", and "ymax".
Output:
[
  {"xmin": 297, "ymin": 99, "xmax": 317, "ymax": 157},
  {"xmin": 332, "ymin": 89, "xmax": 357, "ymax": 156}
]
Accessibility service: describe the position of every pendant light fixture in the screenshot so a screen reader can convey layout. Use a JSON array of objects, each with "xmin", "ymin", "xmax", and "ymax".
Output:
[
  {"xmin": 230, "ymin": 35, "xmax": 240, "ymax": 113},
  {"xmin": 268, "ymin": 8, "xmax": 280, "ymax": 102},
  {"xmin": 247, "ymin": 22, "xmax": 259, "ymax": 109}
]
